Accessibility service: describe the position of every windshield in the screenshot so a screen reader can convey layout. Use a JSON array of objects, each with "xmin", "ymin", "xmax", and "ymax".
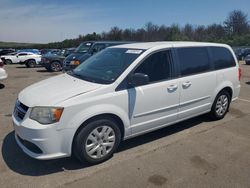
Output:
[
  {"xmin": 75, "ymin": 42, "xmax": 93, "ymax": 53},
  {"xmin": 69, "ymin": 48, "xmax": 144, "ymax": 84}
]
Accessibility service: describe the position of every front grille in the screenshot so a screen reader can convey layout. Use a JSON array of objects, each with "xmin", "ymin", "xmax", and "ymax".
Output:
[{"xmin": 14, "ymin": 100, "xmax": 29, "ymax": 121}]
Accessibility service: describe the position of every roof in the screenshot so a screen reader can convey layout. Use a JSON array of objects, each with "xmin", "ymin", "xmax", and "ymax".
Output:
[
  {"xmin": 81, "ymin": 41, "xmax": 132, "ymax": 45},
  {"xmin": 112, "ymin": 41, "xmax": 229, "ymax": 50}
]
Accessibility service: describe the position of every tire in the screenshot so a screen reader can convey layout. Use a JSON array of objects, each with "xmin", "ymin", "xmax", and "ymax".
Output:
[
  {"xmin": 50, "ymin": 61, "xmax": 62, "ymax": 72},
  {"xmin": 5, "ymin": 59, "xmax": 12, "ymax": 64},
  {"xmin": 73, "ymin": 117, "xmax": 121, "ymax": 164},
  {"xmin": 26, "ymin": 60, "xmax": 36, "ymax": 68},
  {"xmin": 209, "ymin": 90, "xmax": 231, "ymax": 120}
]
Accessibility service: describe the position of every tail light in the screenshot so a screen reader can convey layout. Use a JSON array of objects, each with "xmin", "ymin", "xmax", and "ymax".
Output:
[{"xmin": 238, "ymin": 67, "xmax": 241, "ymax": 81}]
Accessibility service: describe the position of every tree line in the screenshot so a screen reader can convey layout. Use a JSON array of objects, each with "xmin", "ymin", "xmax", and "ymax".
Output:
[{"xmin": 34, "ymin": 10, "xmax": 250, "ymax": 49}]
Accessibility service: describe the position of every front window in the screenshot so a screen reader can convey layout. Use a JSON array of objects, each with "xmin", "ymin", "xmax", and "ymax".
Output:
[
  {"xmin": 75, "ymin": 42, "xmax": 93, "ymax": 53},
  {"xmin": 69, "ymin": 48, "xmax": 144, "ymax": 84}
]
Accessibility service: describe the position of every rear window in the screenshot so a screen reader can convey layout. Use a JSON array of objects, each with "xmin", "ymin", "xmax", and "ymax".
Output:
[
  {"xmin": 209, "ymin": 47, "xmax": 236, "ymax": 70},
  {"xmin": 177, "ymin": 47, "xmax": 210, "ymax": 76}
]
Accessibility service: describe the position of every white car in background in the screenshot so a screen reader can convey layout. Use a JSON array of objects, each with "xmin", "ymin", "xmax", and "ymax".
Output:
[
  {"xmin": 0, "ymin": 58, "xmax": 7, "ymax": 80},
  {"xmin": 1, "ymin": 52, "xmax": 41, "ymax": 68}
]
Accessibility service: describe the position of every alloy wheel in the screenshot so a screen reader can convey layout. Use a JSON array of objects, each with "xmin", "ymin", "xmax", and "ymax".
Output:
[{"xmin": 85, "ymin": 126, "xmax": 115, "ymax": 159}]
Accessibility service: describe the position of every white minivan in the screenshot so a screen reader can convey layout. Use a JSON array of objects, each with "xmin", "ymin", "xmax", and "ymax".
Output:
[{"xmin": 13, "ymin": 42, "xmax": 241, "ymax": 164}]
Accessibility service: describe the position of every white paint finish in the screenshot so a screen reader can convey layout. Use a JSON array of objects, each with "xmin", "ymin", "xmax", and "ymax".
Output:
[
  {"xmin": 179, "ymin": 71, "xmax": 217, "ymax": 119},
  {"xmin": 0, "ymin": 68, "xmax": 7, "ymax": 80},
  {"xmin": 18, "ymin": 73, "xmax": 102, "ymax": 107},
  {"xmin": 12, "ymin": 42, "xmax": 240, "ymax": 160},
  {"xmin": 129, "ymin": 79, "xmax": 179, "ymax": 134}
]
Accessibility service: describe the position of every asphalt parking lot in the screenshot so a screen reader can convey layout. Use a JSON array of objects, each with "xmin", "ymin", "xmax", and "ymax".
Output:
[{"xmin": 0, "ymin": 62, "xmax": 250, "ymax": 188}]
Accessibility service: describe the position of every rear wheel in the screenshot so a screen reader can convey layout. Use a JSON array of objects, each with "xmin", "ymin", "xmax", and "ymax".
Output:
[
  {"xmin": 209, "ymin": 90, "xmax": 231, "ymax": 120},
  {"xmin": 26, "ymin": 60, "xmax": 36, "ymax": 68},
  {"xmin": 73, "ymin": 118, "xmax": 121, "ymax": 164},
  {"xmin": 50, "ymin": 61, "xmax": 62, "ymax": 72}
]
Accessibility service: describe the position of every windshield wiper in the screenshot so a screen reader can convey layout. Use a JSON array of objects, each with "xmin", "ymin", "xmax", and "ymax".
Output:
[{"xmin": 68, "ymin": 71, "xmax": 98, "ymax": 83}]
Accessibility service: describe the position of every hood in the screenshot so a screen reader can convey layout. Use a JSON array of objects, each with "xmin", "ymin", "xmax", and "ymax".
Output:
[
  {"xmin": 18, "ymin": 74, "xmax": 102, "ymax": 107},
  {"xmin": 65, "ymin": 52, "xmax": 88, "ymax": 62}
]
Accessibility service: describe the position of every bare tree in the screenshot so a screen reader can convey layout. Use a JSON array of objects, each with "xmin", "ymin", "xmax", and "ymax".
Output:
[{"xmin": 224, "ymin": 10, "xmax": 249, "ymax": 36}]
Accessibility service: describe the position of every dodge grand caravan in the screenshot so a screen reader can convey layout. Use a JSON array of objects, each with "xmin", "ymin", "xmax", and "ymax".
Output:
[{"xmin": 13, "ymin": 42, "xmax": 241, "ymax": 164}]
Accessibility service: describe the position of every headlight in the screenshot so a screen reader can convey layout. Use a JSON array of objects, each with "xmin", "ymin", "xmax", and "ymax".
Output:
[
  {"xmin": 70, "ymin": 60, "xmax": 80, "ymax": 65},
  {"xmin": 30, "ymin": 107, "xmax": 64, "ymax": 124}
]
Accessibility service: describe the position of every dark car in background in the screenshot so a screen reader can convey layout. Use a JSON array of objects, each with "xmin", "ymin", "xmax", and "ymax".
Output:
[
  {"xmin": 0, "ymin": 49, "xmax": 15, "ymax": 56},
  {"xmin": 63, "ymin": 41, "xmax": 130, "ymax": 72},
  {"xmin": 17, "ymin": 49, "xmax": 40, "ymax": 55},
  {"xmin": 238, "ymin": 48, "xmax": 250, "ymax": 60},
  {"xmin": 245, "ymin": 54, "xmax": 250, "ymax": 65},
  {"xmin": 41, "ymin": 48, "xmax": 75, "ymax": 72}
]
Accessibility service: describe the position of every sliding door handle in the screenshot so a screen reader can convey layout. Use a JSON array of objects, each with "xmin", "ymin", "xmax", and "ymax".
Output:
[{"xmin": 182, "ymin": 81, "xmax": 192, "ymax": 88}]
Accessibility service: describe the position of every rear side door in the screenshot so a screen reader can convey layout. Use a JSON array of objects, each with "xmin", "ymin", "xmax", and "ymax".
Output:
[
  {"xmin": 175, "ymin": 47, "xmax": 216, "ymax": 119},
  {"xmin": 128, "ymin": 49, "xmax": 180, "ymax": 134}
]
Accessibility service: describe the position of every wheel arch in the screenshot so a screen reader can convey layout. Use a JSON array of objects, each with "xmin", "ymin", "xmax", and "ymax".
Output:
[
  {"xmin": 71, "ymin": 113, "xmax": 125, "ymax": 155},
  {"xmin": 25, "ymin": 58, "xmax": 36, "ymax": 63},
  {"xmin": 212, "ymin": 82, "xmax": 234, "ymax": 104}
]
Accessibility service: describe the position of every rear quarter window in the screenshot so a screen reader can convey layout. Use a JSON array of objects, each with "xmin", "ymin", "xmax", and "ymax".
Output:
[
  {"xmin": 209, "ymin": 47, "xmax": 236, "ymax": 70},
  {"xmin": 177, "ymin": 47, "xmax": 210, "ymax": 76}
]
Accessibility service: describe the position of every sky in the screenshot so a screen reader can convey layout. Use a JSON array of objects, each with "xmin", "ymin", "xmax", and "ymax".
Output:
[{"xmin": 0, "ymin": 0, "xmax": 249, "ymax": 43}]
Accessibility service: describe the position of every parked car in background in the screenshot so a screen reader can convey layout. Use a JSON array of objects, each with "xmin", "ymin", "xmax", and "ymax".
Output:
[
  {"xmin": 0, "ymin": 58, "xmax": 7, "ymax": 81},
  {"xmin": 62, "ymin": 41, "xmax": 93, "ymax": 71},
  {"xmin": 245, "ymin": 54, "xmax": 250, "ymax": 65},
  {"xmin": 237, "ymin": 48, "xmax": 250, "ymax": 60},
  {"xmin": 0, "ymin": 49, "xmax": 15, "ymax": 56},
  {"xmin": 17, "ymin": 49, "xmax": 40, "ymax": 55},
  {"xmin": 1, "ymin": 52, "xmax": 41, "ymax": 67},
  {"xmin": 41, "ymin": 48, "xmax": 75, "ymax": 72},
  {"xmin": 63, "ymin": 41, "xmax": 131, "ymax": 72},
  {"xmin": 13, "ymin": 42, "xmax": 240, "ymax": 164}
]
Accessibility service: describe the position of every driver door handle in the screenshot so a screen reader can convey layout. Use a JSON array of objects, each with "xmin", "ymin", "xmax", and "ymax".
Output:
[{"xmin": 167, "ymin": 84, "xmax": 178, "ymax": 92}]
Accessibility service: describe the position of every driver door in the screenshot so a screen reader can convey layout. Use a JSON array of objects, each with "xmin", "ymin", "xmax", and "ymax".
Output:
[{"xmin": 129, "ymin": 50, "xmax": 180, "ymax": 134}]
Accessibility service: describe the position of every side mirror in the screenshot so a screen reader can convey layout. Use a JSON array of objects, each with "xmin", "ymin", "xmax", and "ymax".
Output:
[{"xmin": 128, "ymin": 73, "xmax": 149, "ymax": 87}]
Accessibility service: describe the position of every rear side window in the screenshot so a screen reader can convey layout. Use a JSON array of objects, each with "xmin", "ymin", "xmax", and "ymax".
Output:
[
  {"xmin": 134, "ymin": 50, "xmax": 172, "ymax": 83},
  {"xmin": 18, "ymin": 53, "xmax": 27, "ymax": 56},
  {"xmin": 209, "ymin": 47, "xmax": 236, "ymax": 70},
  {"xmin": 177, "ymin": 47, "xmax": 210, "ymax": 76}
]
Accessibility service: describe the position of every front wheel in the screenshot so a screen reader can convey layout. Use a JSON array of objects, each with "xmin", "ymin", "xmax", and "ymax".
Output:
[
  {"xmin": 209, "ymin": 90, "xmax": 231, "ymax": 120},
  {"xmin": 5, "ymin": 59, "xmax": 12, "ymax": 64},
  {"xmin": 50, "ymin": 61, "xmax": 62, "ymax": 72},
  {"xmin": 73, "ymin": 118, "xmax": 121, "ymax": 164}
]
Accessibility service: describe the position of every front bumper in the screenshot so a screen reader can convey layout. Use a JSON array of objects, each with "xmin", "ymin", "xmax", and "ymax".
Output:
[{"xmin": 13, "ymin": 114, "xmax": 74, "ymax": 160}]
